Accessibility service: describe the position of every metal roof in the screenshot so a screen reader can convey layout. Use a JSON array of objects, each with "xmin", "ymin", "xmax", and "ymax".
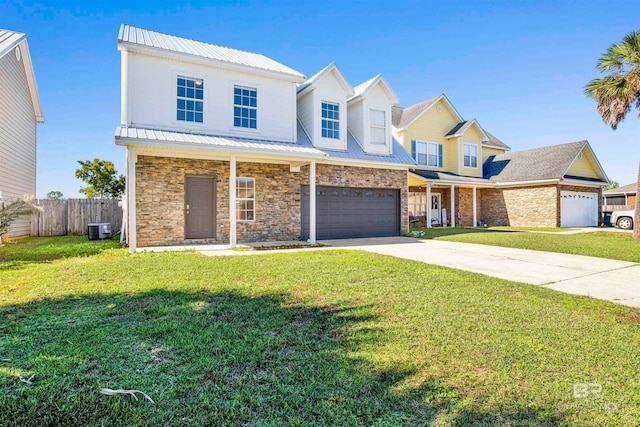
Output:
[
  {"xmin": 118, "ymin": 24, "xmax": 305, "ymax": 81},
  {"xmin": 0, "ymin": 29, "xmax": 24, "ymax": 58},
  {"xmin": 348, "ymin": 74, "xmax": 400, "ymax": 105},
  {"xmin": 115, "ymin": 122, "xmax": 415, "ymax": 166},
  {"xmin": 297, "ymin": 123, "xmax": 415, "ymax": 166},
  {"xmin": 115, "ymin": 126, "xmax": 327, "ymax": 158}
]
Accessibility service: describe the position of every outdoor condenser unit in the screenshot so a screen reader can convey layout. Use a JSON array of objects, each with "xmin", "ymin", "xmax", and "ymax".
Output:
[{"xmin": 88, "ymin": 223, "xmax": 112, "ymax": 240}]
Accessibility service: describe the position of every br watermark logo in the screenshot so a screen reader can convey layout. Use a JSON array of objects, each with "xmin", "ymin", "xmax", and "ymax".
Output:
[
  {"xmin": 573, "ymin": 383, "xmax": 602, "ymax": 399},
  {"xmin": 568, "ymin": 383, "xmax": 618, "ymax": 411}
]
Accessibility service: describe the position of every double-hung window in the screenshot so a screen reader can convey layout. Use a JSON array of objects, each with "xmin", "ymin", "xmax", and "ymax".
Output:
[
  {"xmin": 370, "ymin": 109, "xmax": 386, "ymax": 145},
  {"xmin": 321, "ymin": 102, "xmax": 340, "ymax": 139},
  {"xmin": 413, "ymin": 140, "xmax": 443, "ymax": 168},
  {"xmin": 409, "ymin": 192, "xmax": 427, "ymax": 216},
  {"xmin": 463, "ymin": 143, "xmax": 478, "ymax": 168},
  {"xmin": 236, "ymin": 177, "xmax": 255, "ymax": 221},
  {"xmin": 177, "ymin": 77, "xmax": 204, "ymax": 123},
  {"xmin": 234, "ymin": 86, "xmax": 257, "ymax": 129}
]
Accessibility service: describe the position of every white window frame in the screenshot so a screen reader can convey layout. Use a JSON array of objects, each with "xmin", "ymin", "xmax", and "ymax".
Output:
[
  {"xmin": 415, "ymin": 140, "xmax": 441, "ymax": 168},
  {"xmin": 236, "ymin": 177, "xmax": 255, "ymax": 222},
  {"xmin": 176, "ymin": 76, "xmax": 204, "ymax": 124},
  {"xmin": 369, "ymin": 109, "xmax": 386, "ymax": 146},
  {"xmin": 463, "ymin": 143, "xmax": 478, "ymax": 168},
  {"xmin": 233, "ymin": 85, "xmax": 257, "ymax": 129},
  {"xmin": 321, "ymin": 101, "xmax": 340, "ymax": 139}
]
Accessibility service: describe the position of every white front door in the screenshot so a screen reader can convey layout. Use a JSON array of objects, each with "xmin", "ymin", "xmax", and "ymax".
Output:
[{"xmin": 431, "ymin": 193, "xmax": 442, "ymax": 225}]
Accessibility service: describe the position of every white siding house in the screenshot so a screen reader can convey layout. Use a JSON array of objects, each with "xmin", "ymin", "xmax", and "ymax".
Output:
[{"xmin": 0, "ymin": 29, "xmax": 44, "ymax": 239}]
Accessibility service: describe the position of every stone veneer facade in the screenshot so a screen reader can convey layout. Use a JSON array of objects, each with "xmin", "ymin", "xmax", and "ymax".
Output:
[
  {"xmin": 135, "ymin": 155, "xmax": 408, "ymax": 247},
  {"xmin": 481, "ymin": 185, "xmax": 558, "ymax": 227},
  {"xmin": 480, "ymin": 184, "xmax": 601, "ymax": 227}
]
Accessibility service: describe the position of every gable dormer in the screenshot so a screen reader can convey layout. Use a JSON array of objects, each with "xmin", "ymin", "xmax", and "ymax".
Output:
[
  {"xmin": 347, "ymin": 75, "xmax": 399, "ymax": 156},
  {"xmin": 296, "ymin": 62, "xmax": 354, "ymax": 151}
]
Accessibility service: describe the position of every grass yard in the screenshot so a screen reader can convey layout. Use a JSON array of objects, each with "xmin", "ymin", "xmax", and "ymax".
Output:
[
  {"xmin": 1, "ymin": 237, "xmax": 640, "ymax": 426},
  {"xmin": 409, "ymin": 228, "xmax": 640, "ymax": 263}
]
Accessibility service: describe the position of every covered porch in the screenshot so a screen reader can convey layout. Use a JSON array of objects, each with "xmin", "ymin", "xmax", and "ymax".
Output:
[{"xmin": 408, "ymin": 170, "xmax": 493, "ymax": 228}]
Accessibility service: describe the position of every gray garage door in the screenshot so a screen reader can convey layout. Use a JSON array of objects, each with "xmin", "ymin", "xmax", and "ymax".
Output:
[{"xmin": 301, "ymin": 186, "xmax": 400, "ymax": 240}]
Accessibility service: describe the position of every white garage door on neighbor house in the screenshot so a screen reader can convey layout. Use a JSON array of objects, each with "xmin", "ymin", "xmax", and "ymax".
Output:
[{"xmin": 560, "ymin": 191, "xmax": 598, "ymax": 227}]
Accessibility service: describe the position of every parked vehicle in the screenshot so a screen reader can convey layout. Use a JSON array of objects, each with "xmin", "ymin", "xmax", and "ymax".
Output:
[{"xmin": 611, "ymin": 209, "xmax": 635, "ymax": 230}]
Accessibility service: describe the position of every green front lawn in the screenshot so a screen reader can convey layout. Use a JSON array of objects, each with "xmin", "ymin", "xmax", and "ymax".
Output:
[
  {"xmin": 409, "ymin": 228, "xmax": 640, "ymax": 263},
  {"xmin": 1, "ymin": 237, "xmax": 639, "ymax": 426}
]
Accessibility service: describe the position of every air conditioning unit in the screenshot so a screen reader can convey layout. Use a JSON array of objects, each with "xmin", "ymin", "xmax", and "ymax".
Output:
[{"xmin": 88, "ymin": 223, "xmax": 112, "ymax": 240}]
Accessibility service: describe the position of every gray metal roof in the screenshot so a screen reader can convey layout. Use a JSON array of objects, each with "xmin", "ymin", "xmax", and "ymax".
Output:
[
  {"xmin": 0, "ymin": 29, "xmax": 25, "ymax": 58},
  {"xmin": 483, "ymin": 140, "xmax": 606, "ymax": 183},
  {"xmin": 118, "ymin": 25, "xmax": 305, "ymax": 81},
  {"xmin": 115, "ymin": 126, "xmax": 327, "ymax": 157},
  {"xmin": 392, "ymin": 95, "xmax": 441, "ymax": 128},
  {"xmin": 603, "ymin": 182, "xmax": 637, "ymax": 195},
  {"xmin": 115, "ymin": 121, "xmax": 415, "ymax": 166},
  {"xmin": 297, "ymin": 123, "xmax": 415, "ymax": 166}
]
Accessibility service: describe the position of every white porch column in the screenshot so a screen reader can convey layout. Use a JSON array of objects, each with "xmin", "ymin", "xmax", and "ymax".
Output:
[
  {"xmin": 426, "ymin": 184, "xmax": 432, "ymax": 228},
  {"xmin": 127, "ymin": 147, "xmax": 137, "ymax": 253},
  {"xmin": 472, "ymin": 186, "xmax": 477, "ymax": 227},
  {"xmin": 450, "ymin": 184, "xmax": 456, "ymax": 228},
  {"xmin": 229, "ymin": 156, "xmax": 237, "ymax": 248},
  {"xmin": 309, "ymin": 161, "xmax": 317, "ymax": 244}
]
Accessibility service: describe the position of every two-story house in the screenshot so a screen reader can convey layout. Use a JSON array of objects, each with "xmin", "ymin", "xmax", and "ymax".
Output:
[
  {"xmin": 393, "ymin": 94, "xmax": 608, "ymax": 228},
  {"xmin": 0, "ymin": 29, "xmax": 44, "ymax": 241},
  {"xmin": 115, "ymin": 26, "xmax": 414, "ymax": 250}
]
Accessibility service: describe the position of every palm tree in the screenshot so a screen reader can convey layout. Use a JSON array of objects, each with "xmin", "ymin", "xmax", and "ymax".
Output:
[{"xmin": 585, "ymin": 30, "xmax": 640, "ymax": 238}]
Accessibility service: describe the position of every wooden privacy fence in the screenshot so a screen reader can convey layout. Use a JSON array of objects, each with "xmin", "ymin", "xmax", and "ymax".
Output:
[{"xmin": 30, "ymin": 199, "xmax": 123, "ymax": 237}]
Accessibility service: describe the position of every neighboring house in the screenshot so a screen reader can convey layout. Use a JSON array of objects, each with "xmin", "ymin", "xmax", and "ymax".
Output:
[
  {"xmin": 393, "ymin": 95, "xmax": 608, "ymax": 228},
  {"xmin": 0, "ymin": 29, "xmax": 44, "ymax": 239},
  {"xmin": 603, "ymin": 182, "xmax": 637, "ymax": 211},
  {"xmin": 115, "ymin": 26, "xmax": 414, "ymax": 250}
]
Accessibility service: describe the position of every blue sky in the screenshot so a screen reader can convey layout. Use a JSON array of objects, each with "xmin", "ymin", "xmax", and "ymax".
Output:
[{"xmin": 3, "ymin": 0, "xmax": 639, "ymax": 198}]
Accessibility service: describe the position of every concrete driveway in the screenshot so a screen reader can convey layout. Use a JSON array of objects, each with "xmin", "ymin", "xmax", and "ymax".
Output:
[{"xmin": 320, "ymin": 237, "xmax": 640, "ymax": 308}]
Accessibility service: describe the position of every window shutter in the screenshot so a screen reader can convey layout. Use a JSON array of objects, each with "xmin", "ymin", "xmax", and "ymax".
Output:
[
  {"xmin": 438, "ymin": 144, "xmax": 443, "ymax": 168},
  {"xmin": 411, "ymin": 140, "xmax": 416, "ymax": 161}
]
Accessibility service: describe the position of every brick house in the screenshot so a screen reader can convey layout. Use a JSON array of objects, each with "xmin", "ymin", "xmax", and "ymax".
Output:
[
  {"xmin": 393, "ymin": 95, "xmax": 609, "ymax": 228},
  {"xmin": 115, "ymin": 26, "xmax": 414, "ymax": 250}
]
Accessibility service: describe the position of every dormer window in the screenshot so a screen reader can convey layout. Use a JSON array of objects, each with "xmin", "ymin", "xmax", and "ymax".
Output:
[
  {"xmin": 234, "ymin": 85, "xmax": 257, "ymax": 129},
  {"xmin": 177, "ymin": 77, "xmax": 204, "ymax": 123},
  {"xmin": 321, "ymin": 101, "xmax": 340, "ymax": 139},
  {"xmin": 370, "ymin": 109, "xmax": 386, "ymax": 145}
]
